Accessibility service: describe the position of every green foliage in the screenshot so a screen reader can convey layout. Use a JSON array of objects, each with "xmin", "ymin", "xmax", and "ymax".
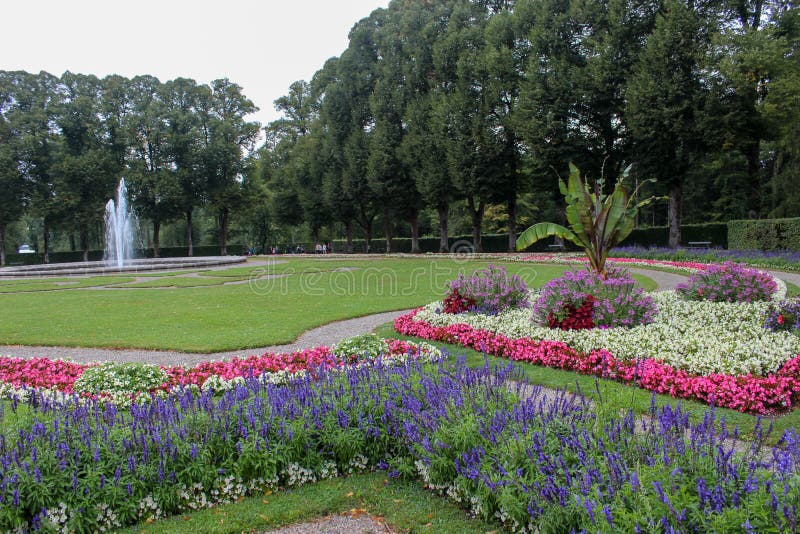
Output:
[
  {"xmin": 621, "ymin": 222, "xmax": 729, "ymax": 248},
  {"xmin": 331, "ymin": 334, "xmax": 390, "ymax": 361},
  {"xmin": 728, "ymin": 217, "xmax": 800, "ymax": 251},
  {"xmin": 516, "ymin": 163, "xmax": 658, "ymax": 275},
  {"xmin": 73, "ymin": 362, "xmax": 169, "ymax": 403}
]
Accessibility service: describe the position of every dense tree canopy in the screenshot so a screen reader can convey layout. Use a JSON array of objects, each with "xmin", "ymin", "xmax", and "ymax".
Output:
[
  {"xmin": 0, "ymin": 71, "xmax": 259, "ymax": 264},
  {"xmin": 260, "ymin": 0, "xmax": 799, "ymax": 252}
]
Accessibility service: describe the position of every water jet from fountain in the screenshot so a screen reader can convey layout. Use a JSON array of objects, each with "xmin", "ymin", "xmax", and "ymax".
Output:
[{"xmin": 104, "ymin": 178, "xmax": 136, "ymax": 268}]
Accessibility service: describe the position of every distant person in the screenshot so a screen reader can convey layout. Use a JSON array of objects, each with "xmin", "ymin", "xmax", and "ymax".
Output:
[
  {"xmin": 322, "ymin": 243, "xmax": 327, "ymax": 254},
  {"xmin": 315, "ymin": 243, "xmax": 322, "ymax": 254}
]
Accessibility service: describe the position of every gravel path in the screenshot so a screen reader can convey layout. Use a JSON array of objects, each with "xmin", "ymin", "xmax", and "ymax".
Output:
[
  {"xmin": 768, "ymin": 269, "xmax": 800, "ymax": 288},
  {"xmin": 265, "ymin": 513, "xmax": 393, "ymax": 534},
  {"xmin": 0, "ymin": 309, "xmax": 413, "ymax": 366},
  {"xmin": 626, "ymin": 267, "xmax": 687, "ymax": 291}
]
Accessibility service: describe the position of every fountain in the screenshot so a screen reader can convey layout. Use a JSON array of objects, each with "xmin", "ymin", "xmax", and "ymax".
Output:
[
  {"xmin": 104, "ymin": 178, "xmax": 136, "ymax": 268},
  {"xmin": 0, "ymin": 178, "xmax": 246, "ymax": 277}
]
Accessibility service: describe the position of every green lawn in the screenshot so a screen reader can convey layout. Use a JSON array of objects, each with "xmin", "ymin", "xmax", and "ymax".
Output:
[
  {"xmin": 0, "ymin": 276, "xmax": 136, "ymax": 293},
  {"xmin": 1, "ymin": 258, "xmax": 656, "ymax": 352},
  {"xmin": 787, "ymin": 281, "xmax": 800, "ymax": 297},
  {"xmin": 109, "ymin": 276, "xmax": 251, "ymax": 288},
  {"xmin": 115, "ymin": 472, "xmax": 501, "ymax": 534}
]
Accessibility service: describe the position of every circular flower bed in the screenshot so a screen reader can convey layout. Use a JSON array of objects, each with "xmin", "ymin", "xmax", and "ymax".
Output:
[
  {"xmin": 397, "ymin": 261, "xmax": 800, "ymax": 414},
  {"xmin": 532, "ymin": 268, "xmax": 657, "ymax": 329},
  {"xmin": 676, "ymin": 261, "xmax": 778, "ymax": 302},
  {"xmin": 446, "ymin": 264, "xmax": 529, "ymax": 314}
]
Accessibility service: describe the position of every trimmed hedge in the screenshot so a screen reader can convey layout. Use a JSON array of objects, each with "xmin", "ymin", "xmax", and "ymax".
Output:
[
  {"xmin": 620, "ymin": 223, "xmax": 729, "ymax": 248},
  {"xmin": 3, "ymin": 244, "xmax": 246, "ymax": 266},
  {"xmin": 328, "ymin": 225, "xmax": 731, "ymax": 254},
  {"xmin": 728, "ymin": 218, "xmax": 800, "ymax": 251},
  {"xmin": 331, "ymin": 233, "xmax": 580, "ymax": 254}
]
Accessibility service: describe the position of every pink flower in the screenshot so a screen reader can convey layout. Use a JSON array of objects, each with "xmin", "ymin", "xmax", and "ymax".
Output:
[{"xmin": 394, "ymin": 309, "xmax": 800, "ymax": 416}]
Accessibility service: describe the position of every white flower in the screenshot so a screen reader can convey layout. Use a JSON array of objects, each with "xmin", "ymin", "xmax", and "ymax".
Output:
[{"xmin": 419, "ymin": 287, "xmax": 800, "ymax": 377}]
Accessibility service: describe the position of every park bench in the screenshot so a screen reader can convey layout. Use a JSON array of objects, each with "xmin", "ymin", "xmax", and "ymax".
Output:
[
  {"xmin": 687, "ymin": 241, "xmax": 712, "ymax": 249},
  {"xmin": 548, "ymin": 243, "xmax": 566, "ymax": 252}
]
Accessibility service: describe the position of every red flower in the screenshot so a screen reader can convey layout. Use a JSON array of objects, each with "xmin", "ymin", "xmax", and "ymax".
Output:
[{"xmin": 778, "ymin": 315, "xmax": 785, "ymax": 325}]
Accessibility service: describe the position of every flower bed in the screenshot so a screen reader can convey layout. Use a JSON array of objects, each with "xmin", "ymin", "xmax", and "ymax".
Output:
[
  {"xmin": 0, "ymin": 337, "xmax": 441, "ymax": 406},
  {"xmin": 419, "ymin": 290, "xmax": 799, "ymax": 376},
  {"xmin": 3, "ymin": 358, "xmax": 800, "ymax": 533},
  {"xmin": 396, "ymin": 309, "xmax": 800, "ymax": 414},
  {"xmin": 512, "ymin": 253, "xmax": 714, "ymax": 273}
]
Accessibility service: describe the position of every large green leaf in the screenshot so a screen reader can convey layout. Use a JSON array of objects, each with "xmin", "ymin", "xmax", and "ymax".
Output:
[{"xmin": 515, "ymin": 223, "xmax": 577, "ymax": 251}]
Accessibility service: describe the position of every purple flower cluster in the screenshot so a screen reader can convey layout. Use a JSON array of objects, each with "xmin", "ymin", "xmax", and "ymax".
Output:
[
  {"xmin": 677, "ymin": 261, "xmax": 777, "ymax": 303},
  {"xmin": 449, "ymin": 265, "xmax": 529, "ymax": 314},
  {"xmin": 764, "ymin": 298, "xmax": 800, "ymax": 333},
  {"xmin": 533, "ymin": 268, "xmax": 658, "ymax": 328},
  {"xmin": 3, "ymin": 358, "xmax": 800, "ymax": 532}
]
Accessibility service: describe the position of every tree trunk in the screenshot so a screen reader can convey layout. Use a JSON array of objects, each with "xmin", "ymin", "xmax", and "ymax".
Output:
[
  {"xmin": 152, "ymin": 219, "xmax": 161, "ymax": 258},
  {"xmin": 747, "ymin": 139, "xmax": 762, "ymax": 218},
  {"xmin": 437, "ymin": 204, "xmax": 449, "ymax": 253},
  {"xmin": 467, "ymin": 197, "xmax": 486, "ymax": 253},
  {"xmin": 668, "ymin": 182, "xmax": 683, "ymax": 248},
  {"xmin": 345, "ymin": 220, "xmax": 354, "ymax": 253},
  {"xmin": 81, "ymin": 227, "xmax": 89, "ymax": 262},
  {"xmin": 410, "ymin": 210, "xmax": 420, "ymax": 254},
  {"xmin": 186, "ymin": 209, "xmax": 193, "ymax": 257},
  {"xmin": 220, "ymin": 208, "xmax": 229, "ymax": 256},
  {"xmin": 0, "ymin": 224, "xmax": 6, "ymax": 267},
  {"xmin": 43, "ymin": 222, "xmax": 50, "ymax": 264},
  {"xmin": 507, "ymin": 194, "xmax": 517, "ymax": 252},
  {"xmin": 365, "ymin": 220, "xmax": 373, "ymax": 254},
  {"xmin": 383, "ymin": 206, "xmax": 393, "ymax": 254},
  {"xmin": 69, "ymin": 234, "xmax": 76, "ymax": 252}
]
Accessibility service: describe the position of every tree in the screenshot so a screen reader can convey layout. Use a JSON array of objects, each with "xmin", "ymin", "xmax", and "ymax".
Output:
[
  {"xmin": 764, "ymin": 3, "xmax": 800, "ymax": 216},
  {"xmin": 0, "ymin": 75, "xmax": 27, "ymax": 266},
  {"xmin": 54, "ymin": 72, "xmax": 119, "ymax": 261},
  {"xmin": 626, "ymin": 0, "xmax": 710, "ymax": 248},
  {"xmin": 197, "ymin": 79, "xmax": 260, "ymax": 256},
  {"xmin": 6, "ymin": 71, "xmax": 61, "ymax": 263},
  {"xmin": 398, "ymin": 0, "xmax": 459, "ymax": 252},
  {"xmin": 433, "ymin": 1, "xmax": 499, "ymax": 252},
  {"xmin": 162, "ymin": 78, "xmax": 203, "ymax": 256},
  {"xmin": 126, "ymin": 75, "xmax": 181, "ymax": 257}
]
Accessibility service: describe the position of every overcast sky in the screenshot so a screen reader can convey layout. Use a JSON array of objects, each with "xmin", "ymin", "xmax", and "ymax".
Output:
[{"xmin": 2, "ymin": 0, "xmax": 389, "ymax": 129}]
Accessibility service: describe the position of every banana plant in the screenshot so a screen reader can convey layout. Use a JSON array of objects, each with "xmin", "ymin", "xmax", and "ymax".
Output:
[{"xmin": 516, "ymin": 163, "xmax": 660, "ymax": 277}]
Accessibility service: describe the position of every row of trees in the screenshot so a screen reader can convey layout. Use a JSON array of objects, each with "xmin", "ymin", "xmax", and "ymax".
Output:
[
  {"xmin": 261, "ymin": 0, "xmax": 800, "ymax": 252},
  {"xmin": 0, "ymin": 71, "xmax": 260, "ymax": 265}
]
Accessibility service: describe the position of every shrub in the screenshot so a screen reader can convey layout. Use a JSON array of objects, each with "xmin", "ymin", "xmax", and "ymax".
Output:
[
  {"xmin": 448, "ymin": 265, "xmax": 529, "ymax": 314},
  {"xmin": 73, "ymin": 362, "xmax": 169, "ymax": 404},
  {"xmin": 330, "ymin": 334, "xmax": 390, "ymax": 362},
  {"xmin": 619, "ymin": 222, "xmax": 729, "ymax": 248},
  {"xmin": 533, "ymin": 268, "xmax": 657, "ymax": 329},
  {"xmin": 442, "ymin": 288, "xmax": 476, "ymax": 314},
  {"xmin": 728, "ymin": 217, "xmax": 800, "ymax": 251},
  {"xmin": 764, "ymin": 298, "xmax": 800, "ymax": 334},
  {"xmin": 676, "ymin": 261, "xmax": 776, "ymax": 303}
]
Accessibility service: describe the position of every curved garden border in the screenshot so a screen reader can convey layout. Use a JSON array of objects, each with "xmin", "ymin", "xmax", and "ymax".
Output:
[
  {"xmin": 395, "ymin": 258, "xmax": 800, "ymax": 415},
  {"xmin": 394, "ymin": 309, "xmax": 800, "ymax": 415}
]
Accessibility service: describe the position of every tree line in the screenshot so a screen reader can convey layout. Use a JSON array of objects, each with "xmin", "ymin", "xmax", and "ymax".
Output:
[
  {"xmin": 259, "ymin": 0, "xmax": 799, "ymax": 253},
  {"xmin": 0, "ymin": 71, "xmax": 260, "ymax": 265}
]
